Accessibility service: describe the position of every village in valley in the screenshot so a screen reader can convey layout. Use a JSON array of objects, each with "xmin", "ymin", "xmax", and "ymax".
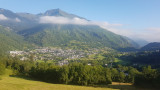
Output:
[{"xmin": 9, "ymin": 47, "xmax": 101, "ymax": 65}]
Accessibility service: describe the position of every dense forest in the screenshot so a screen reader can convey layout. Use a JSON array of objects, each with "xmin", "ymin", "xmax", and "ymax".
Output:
[{"xmin": 119, "ymin": 51, "xmax": 160, "ymax": 68}]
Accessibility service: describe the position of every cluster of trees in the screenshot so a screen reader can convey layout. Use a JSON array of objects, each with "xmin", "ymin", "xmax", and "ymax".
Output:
[
  {"xmin": 29, "ymin": 63, "xmax": 113, "ymax": 85},
  {"xmin": 134, "ymin": 66, "xmax": 160, "ymax": 88},
  {"xmin": 119, "ymin": 51, "xmax": 160, "ymax": 68},
  {"xmin": 0, "ymin": 56, "xmax": 135, "ymax": 85},
  {"xmin": 0, "ymin": 56, "xmax": 160, "ymax": 88}
]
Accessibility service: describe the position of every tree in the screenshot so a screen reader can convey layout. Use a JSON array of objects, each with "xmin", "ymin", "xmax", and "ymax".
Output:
[
  {"xmin": 60, "ymin": 65, "xmax": 69, "ymax": 84},
  {"xmin": 125, "ymin": 67, "xmax": 139, "ymax": 83},
  {"xmin": 118, "ymin": 72, "xmax": 125, "ymax": 82},
  {"xmin": 104, "ymin": 68, "xmax": 112, "ymax": 84},
  {"xmin": 111, "ymin": 68, "xmax": 119, "ymax": 82}
]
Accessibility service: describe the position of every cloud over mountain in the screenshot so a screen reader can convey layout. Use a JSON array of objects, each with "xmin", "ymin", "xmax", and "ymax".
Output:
[
  {"xmin": 15, "ymin": 17, "xmax": 21, "ymax": 22},
  {"xmin": 39, "ymin": 16, "xmax": 90, "ymax": 25},
  {"xmin": 0, "ymin": 14, "xmax": 21, "ymax": 22},
  {"xmin": 0, "ymin": 14, "xmax": 8, "ymax": 20},
  {"xmin": 0, "ymin": 8, "xmax": 159, "ymax": 43},
  {"xmin": 39, "ymin": 16, "xmax": 122, "ymax": 30},
  {"xmin": 137, "ymin": 28, "xmax": 160, "ymax": 42},
  {"xmin": 108, "ymin": 27, "xmax": 160, "ymax": 42}
]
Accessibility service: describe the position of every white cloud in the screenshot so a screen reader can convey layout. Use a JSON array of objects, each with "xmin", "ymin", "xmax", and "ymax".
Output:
[
  {"xmin": 39, "ymin": 16, "xmax": 88, "ymax": 25},
  {"xmin": 146, "ymin": 28, "xmax": 160, "ymax": 32},
  {"xmin": 136, "ymin": 28, "xmax": 160, "ymax": 42},
  {"xmin": 39, "ymin": 16, "xmax": 121, "ymax": 28},
  {"xmin": 0, "ymin": 14, "xmax": 8, "ymax": 20},
  {"xmin": 0, "ymin": 14, "xmax": 21, "ymax": 22},
  {"xmin": 110, "ymin": 27, "xmax": 160, "ymax": 42},
  {"xmin": 15, "ymin": 17, "xmax": 21, "ymax": 22}
]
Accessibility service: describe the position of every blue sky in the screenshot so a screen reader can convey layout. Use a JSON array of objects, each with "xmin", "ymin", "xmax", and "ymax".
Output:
[{"xmin": 0, "ymin": 0, "xmax": 160, "ymax": 42}]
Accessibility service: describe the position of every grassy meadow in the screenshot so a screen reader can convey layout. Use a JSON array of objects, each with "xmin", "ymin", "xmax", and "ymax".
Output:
[
  {"xmin": 0, "ymin": 69, "xmax": 155, "ymax": 90},
  {"xmin": 0, "ymin": 76, "xmax": 119, "ymax": 90},
  {"xmin": 0, "ymin": 70, "xmax": 117, "ymax": 90}
]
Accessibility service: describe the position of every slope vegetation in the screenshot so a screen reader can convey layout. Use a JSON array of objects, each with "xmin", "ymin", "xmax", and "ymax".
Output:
[
  {"xmin": 140, "ymin": 42, "xmax": 160, "ymax": 51},
  {"xmin": 0, "ymin": 26, "xmax": 29, "ymax": 54},
  {"xmin": 19, "ymin": 24, "xmax": 138, "ymax": 50}
]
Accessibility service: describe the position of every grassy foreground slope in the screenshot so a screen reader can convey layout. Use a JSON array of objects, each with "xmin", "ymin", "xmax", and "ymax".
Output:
[
  {"xmin": 0, "ymin": 70, "xmax": 154, "ymax": 90},
  {"xmin": 0, "ymin": 76, "xmax": 118, "ymax": 90}
]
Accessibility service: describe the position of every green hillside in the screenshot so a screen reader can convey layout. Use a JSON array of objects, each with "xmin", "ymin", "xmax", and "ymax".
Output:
[
  {"xmin": 140, "ymin": 42, "xmax": 160, "ymax": 51},
  {"xmin": 19, "ymin": 24, "xmax": 138, "ymax": 50},
  {"xmin": 0, "ymin": 26, "xmax": 30, "ymax": 54}
]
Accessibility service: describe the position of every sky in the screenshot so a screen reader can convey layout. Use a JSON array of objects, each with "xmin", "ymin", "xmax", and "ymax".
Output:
[{"xmin": 0, "ymin": 0, "xmax": 160, "ymax": 42}]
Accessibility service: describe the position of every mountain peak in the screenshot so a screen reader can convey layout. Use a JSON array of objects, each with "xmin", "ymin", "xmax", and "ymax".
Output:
[
  {"xmin": 0, "ymin": 8, "xmax": 7, "ymax": 11},
  {"xmin": 43, "ymin": 8, "xmax": 66, "ymax": 16},
  {"xmin": 0, "ymin": 8, "xmax": 10, "ymax": 13},
  {"xmin": 0, "ymin": 8, "xmax": 5, "ymax": 11},
  {"xmin": 0, "ymin": 8, "xmax": 18, "ymax": 18},
  {"xmin": 38, "ymin": 8, "xmax": 84, "ymax": 19}
]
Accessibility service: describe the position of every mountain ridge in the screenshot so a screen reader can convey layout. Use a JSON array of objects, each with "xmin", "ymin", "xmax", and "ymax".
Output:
[
  {"xmin": 0, "ymin": 8, "xmax": 139, "ymax": 51},
  {"xmin": 38, "ymin": 8, "xmax": 86, "ymax": 19},
  {"xmin": 140, "ymin": 42, "xmax": 160, "ymax": 51},
  {"xmin": 18, "ymin": 24, "xmax": 139, "ymax": 50}
]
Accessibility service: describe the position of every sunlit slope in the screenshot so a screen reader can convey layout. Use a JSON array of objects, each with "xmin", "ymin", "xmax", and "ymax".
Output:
[
  {"xmin": 0, "ymin": 26, "xmax": 29, "ymax": 54},
  {"xmin": 19, "ymin": 24, "xmax": 138, "ymax": 50},
  {"xmin": 0, "ymin": 76, "xmax": 118, "ymax": 90}
]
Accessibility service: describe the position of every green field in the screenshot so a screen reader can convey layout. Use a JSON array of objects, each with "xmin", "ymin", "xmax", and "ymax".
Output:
[
  {"xmin": 0, "ymin": 76, "xmax": 118, "ymax": 90},
  {"xmin": 0, "ymin": 69, "xmax": 153, "ymax": 90},
  {"xmin": 0, "ymin": 69, "xmax": 117, "ymax": 90}
]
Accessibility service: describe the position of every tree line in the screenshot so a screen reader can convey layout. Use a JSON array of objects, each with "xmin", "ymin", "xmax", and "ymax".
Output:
[{"xmin": 0, "ymin": 56, "xmax": 160, "ymax": 88}]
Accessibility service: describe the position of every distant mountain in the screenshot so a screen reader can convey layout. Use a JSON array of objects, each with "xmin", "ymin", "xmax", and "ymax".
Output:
[
  {"xmin": 140, "ymin": 42, "xmax": 160, "ymax": 51},
  {"xmin": 38, "ymin": 8, "xmax": 85, "ymax": 19},
  {"xmin": 0, "ymin": 8, "xmax": 19, "ymax": 19},
  {"xmin": 16, "ymin": 13, "xmax": 38, "ymax": 21},
  {"xmin": 132, "ymin": 38, "xmax": 148, "ymax": 47},
  {"xmin": 0, "ymin": 8, "xmax": 139, "ymax": 51},
  {"xmin": 0, "ymin": 8, "xmax": 38, "ymax": 32}
]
